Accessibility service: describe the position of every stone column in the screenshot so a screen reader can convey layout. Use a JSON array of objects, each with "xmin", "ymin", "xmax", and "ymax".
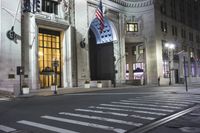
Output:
[
  {"xmin": 63, "ymin": 26, "xmax": 73, "ymax": 87},
  {"xmin": 22, "ymin": 13, "xmax": 38, "ymax": 90},
  {"xmin": 115, "ymin": 13, "xmax": 126, "ymax": 83},
  {"xmin": 75, "ymin": 0, "xmax": 90, "ymax": 86}
]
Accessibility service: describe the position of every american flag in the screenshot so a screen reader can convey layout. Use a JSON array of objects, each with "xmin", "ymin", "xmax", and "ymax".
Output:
[{"xmin": 96, "ymin": 0, "xmax": 104, "ymax": 32}]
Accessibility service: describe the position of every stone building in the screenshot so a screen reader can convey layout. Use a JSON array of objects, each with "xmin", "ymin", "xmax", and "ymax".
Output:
[{"xmin": 0, "ymin": 0, "xmax": 200, "ymax": 93}]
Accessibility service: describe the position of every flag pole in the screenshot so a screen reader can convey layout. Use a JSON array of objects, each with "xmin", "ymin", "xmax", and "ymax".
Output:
[{"xmin": 81, "ymin": 0, "xmax": 104, "ymax": 44}]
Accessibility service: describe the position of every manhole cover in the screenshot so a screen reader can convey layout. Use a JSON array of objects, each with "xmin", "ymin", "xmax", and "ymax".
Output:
[{"xmin": 180, "ymin": 127, "xmax": 200, "ymax": 133}]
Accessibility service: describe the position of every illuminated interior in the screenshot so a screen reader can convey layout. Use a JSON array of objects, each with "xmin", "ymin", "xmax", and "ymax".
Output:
[{"xmin": 38, "ymin": 29, "xmax": 62, "ymax": 88}]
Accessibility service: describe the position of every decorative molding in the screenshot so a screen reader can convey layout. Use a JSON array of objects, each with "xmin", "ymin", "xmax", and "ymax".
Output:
[{"xmin": 109, "ymin": 0, "xmax": 154, "ymax": 8}]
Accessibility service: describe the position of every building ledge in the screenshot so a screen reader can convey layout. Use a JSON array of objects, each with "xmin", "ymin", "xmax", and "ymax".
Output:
[{"xmin": 35, "ymin": 13, "xmax": 69, "ymax": 30}]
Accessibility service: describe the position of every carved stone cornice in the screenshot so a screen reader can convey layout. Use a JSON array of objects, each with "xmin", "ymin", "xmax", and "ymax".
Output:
[{"xmin": 109, "ymin": 0, "xmax": 154, "ymax": 8}]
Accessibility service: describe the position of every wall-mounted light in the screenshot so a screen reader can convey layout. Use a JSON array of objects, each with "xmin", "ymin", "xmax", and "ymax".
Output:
[{"xmin": 165, "ymin": 43, "xmax": 175, "ymax": 49}]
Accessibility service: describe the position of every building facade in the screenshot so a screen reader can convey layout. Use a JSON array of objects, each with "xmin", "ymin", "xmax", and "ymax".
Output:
[{"xmin": 1, "ymin": 0, "xmax": 200, "ymax": 93}]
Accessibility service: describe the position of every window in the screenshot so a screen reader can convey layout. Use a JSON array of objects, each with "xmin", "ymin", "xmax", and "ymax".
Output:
[
  {"xmin": 190, "ymin": 48, "xmax": 194, "ymax": 58},
  {"xmin": 127, "ymin": 23, "xmax": 138, "ymax": 32},
  {"xmin": 191, "ymin": 63, "xmax": 196, "ymax": 77},
  {"xmin": 181, "ymin": 29, "xmax": 186, "ymax": 39},
  {"xmin": 133, "ymin": 63, "xmax": 144, "ymax": 80},
  {"xmin": 179, "ymin": 0, "xmax": 185, "ymax": 24},
  {"xmin": 38, "ymin": 29, "xmax": 62, "ymax": 88},
  {"xmin": 170, "ymin": 0, "xmax": 176, "ymax": 20},
  {"xmin": 196, "ymin": 34, "xmax": 200, "ymax": 43},
  {"xmin": 42, "ymin": 0, "xmax": 58, "ymax": 14},
  {"xmin": 171, "ymin": 25, "xmax": 178, "ymax": 36},
  {"xmin": 131, "ymin": 46, "xmax": 136, "ymax": 55},
  {"xmin": 161, "ymin": 21, "xmax": 167, "ymax": 33},
  {"xmin": 189, "ymin": 32, "xmax": 193, "ymax": 41},
  {"xmin": 160, "ymin": 0, "xmax": 167, "ymax": 15},
  {"xmin": 162, "ymin": 40, "xmax": 169, "ymax": 78},
  {"xmin": 163, "ymin": 61, "xmax": 169, "ymax": 78}
]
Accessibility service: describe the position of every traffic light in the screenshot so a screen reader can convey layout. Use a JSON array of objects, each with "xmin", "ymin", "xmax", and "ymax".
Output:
[{"xmin": 36, "ymin": 0, "xmax": 41, "ymax": 12}]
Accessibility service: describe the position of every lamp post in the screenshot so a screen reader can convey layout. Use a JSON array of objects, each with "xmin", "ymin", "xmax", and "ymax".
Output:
[
  {"xmin": 165, "ymin": 43, "xmax": 175, "ymax": 85},
  {"xmin": 52, "ymin": 59, "xmax": 59, "ymax": 95}
]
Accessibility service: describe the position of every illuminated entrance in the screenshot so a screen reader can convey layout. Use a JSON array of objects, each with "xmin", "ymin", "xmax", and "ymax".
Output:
[{"xmin": 38, "ymin": 29, "xmax": 62, "ymax": 88}]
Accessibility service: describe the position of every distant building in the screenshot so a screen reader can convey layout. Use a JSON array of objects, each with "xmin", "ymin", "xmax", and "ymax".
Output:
[{"xmin": 0, "ymin": 0, "xmax": 200, "ymax": 93}]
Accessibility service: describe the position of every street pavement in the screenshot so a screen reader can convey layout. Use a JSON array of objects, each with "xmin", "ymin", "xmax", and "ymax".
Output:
[
  {"xmin": 0, "ymin": 85, "xmax": 200, "ymax": 133},
  {"xmin": 147, "ymin": 107, "xmax": 200, "ymax": 133}
]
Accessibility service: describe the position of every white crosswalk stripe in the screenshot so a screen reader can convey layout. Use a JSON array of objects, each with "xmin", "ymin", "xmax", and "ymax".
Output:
[
  {"xmin": 0, "ymin": 125, "xmax": 16, "ymax": 132},
  {"xmin": 41, "ymin": 115, "xmax": 126, "ymax": 133},
  {"xmin": 75, "ymin": 108, "xmax": 155, "ymax": 120},
  {"xmin": 75, "ymin": 108, "xmax": 128, "ymax": 116},
  {"xmin": 17, "ymin": 120, "xmax": 79, "ymax": 133},
  {"xmin": 89, "ymin": 106, "xmax": 166, "ymax": 116},
  {"xmin": 111, "ymin": 101, "xmax": 182, "ymax": 109},
  {"xmin": 59, "ymin": 112, "xmax": 143, "ymax": 126},
  {"xmin": 136, "ymin": 96, "xmax": 200, "ymax": 103},
  {"xmin": 120, "ymin": 100, "xmax": 188, "ymax": 107},
  {"xmin": 0, "ymin": 98, "xmax": 10, "ymax": 101},
  {"xmin": 129, "ymin": 98, "xmax": 193, "ymax": 105},
  {"xmin": 100, "ymin": 104, "xmax": 174, "ymax": 112}
]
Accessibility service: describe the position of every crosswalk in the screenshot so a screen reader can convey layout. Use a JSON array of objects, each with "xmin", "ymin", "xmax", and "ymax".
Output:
[
  {"xmin": 1, "ymin": 93, "xmax": 200, "ymax": 133},
  {"xmin": 0, "ymin": 97, "xmax": 10, "ymax": 102}
]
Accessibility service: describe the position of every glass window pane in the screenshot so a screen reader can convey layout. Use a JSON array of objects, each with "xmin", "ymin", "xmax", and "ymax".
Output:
[
  {"xmin": 44, "ymin": 35, "xmax": 47, "ymax": 41},
  {"xmin": 56, "ymin": 36, "xmax": 59, "ymax": 43}
]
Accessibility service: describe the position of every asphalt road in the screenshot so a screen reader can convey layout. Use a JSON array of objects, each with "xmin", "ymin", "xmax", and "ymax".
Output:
[{"xmin": 0, "ymin": 86, "xmax": 200, "ymax": 133}]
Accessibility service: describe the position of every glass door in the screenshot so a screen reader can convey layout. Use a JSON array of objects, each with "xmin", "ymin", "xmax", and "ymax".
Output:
[{"xmin": 38, "ymin": 29, "xmax": 62, "ymax": 88}]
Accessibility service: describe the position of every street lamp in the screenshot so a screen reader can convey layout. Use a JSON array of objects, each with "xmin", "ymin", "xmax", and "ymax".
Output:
[
  {"xmin": 165, "ymin": 43, "xmax": 175, "ymax": 85},
  {"xmin": 52, "ymin": 59, "xmax": 59, "ymax": 95}
]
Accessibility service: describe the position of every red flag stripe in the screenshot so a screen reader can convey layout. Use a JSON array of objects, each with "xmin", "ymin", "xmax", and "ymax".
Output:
[{"xmin": 95, "ymin": 0, "xmax": 104, "ymax": 32}]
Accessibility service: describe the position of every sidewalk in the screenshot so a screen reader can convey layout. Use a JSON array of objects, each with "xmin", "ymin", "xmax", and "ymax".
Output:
[
  {"xmin": 1, "ymin": 84, "xmax": 200, "ymax": 98},
  {"xmin": 158, "ymin": 84, "xmax": 200, "ymax": 95},
  {"xmin": 20, "ymin": 85, "xmax": 141, "ymax": 97}
]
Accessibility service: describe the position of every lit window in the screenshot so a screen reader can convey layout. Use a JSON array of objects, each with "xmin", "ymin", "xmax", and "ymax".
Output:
[
  {"xmin": 127, "ymin": 23, "xmax": 138, "ymax": 32},
  {"xmin": 161, "ymin": 21, "xmax": 167, "ymax": 33}
]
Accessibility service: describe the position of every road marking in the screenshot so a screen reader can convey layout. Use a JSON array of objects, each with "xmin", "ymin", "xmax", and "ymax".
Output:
[
  {"xmin": 0, "ymin": 98, "xmax": 10, "ymax": 101},
  {"xmin": 112, "ymin": 102, "xmax": 182, "ymax": 109},
  {"xmin": 75, "ymin": 109, "xmax": 155, "ymax": 120},
  {"xmin": 89, "ymin": 106, "xmax": 166, "ymax": 116},
  {"xmin": 129, "ymin": 114, "xmax": 155, "ymax": 120},
  {"xmin": 0, "ymin": 125, "xmax": 16, "ymax": 132},
  {"xmin": 75, "ymin": 108, "xmax": 128, "ymax": 116},
  {"xmin": 137, "ymin": 97, "xmax": 200, "ymax": 103},
  {"xmin": 143, "ymin": 95, "xmax": 200, "ymax": 100},
  {"xmin": 59, "ymin": 112, "xmax": 142, "ymax": 127},
  {"xmin": 100, "ymin": 104, "xmax": 174, "ymax": 112},
  {"xmin": 41, "ymin": 115, "xmax": 126, "ymax": 133},
  {"xmin": 120, "ymin": 100, "xmax": 188, "ymax": 107},
  {"xmin": 17, "ymin": 120, "xmax": 79, "ymax": 133},
  {"xmin": 129, "ymin": 98, "xmax": 193, "ymax": 105}
]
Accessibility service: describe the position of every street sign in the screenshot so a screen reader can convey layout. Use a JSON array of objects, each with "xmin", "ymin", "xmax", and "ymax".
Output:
[
  {"xmin": 17, "ymin": 66, "xmax": 24, "ymax": 75},
  {"xmin": 7, "ymin": 30, "xmax": 16, "ymax": 40}
]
